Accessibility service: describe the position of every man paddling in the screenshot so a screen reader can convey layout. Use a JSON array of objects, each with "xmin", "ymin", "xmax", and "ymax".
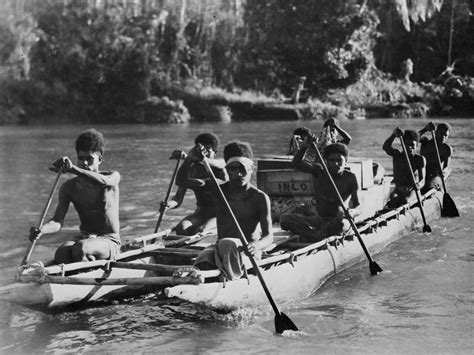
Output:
[
  {"xmin": 383, "ymin": 127, "xmax": 426, "ymax": 209},
  {"xmin": 280, "ymin": 138, "xmax": 360, "ymax": 243},
  {"xmin": 193, "ymin": 141, "xmax": 274, "ymax": 281},
  {"xmin": 419, "ymin": 122, "xmax": 453, "ymax": 193},
  {"xmin": 162, "ymin": 133, "xmax": 227, "ymax": 235},
  {"xmin": 29, "ymin": 129, "xmax": 121, "ymax": 263}
]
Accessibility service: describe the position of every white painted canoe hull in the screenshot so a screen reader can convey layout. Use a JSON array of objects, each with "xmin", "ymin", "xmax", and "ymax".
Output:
[{"xmin": 164, "ymin": 191, "xmax": 442, "ymax": 311}]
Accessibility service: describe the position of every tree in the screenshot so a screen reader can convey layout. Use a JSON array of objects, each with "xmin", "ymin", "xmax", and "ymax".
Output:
[{"xmin": 393, "ymin": 0, "xmax": 444, "ymax": 31}]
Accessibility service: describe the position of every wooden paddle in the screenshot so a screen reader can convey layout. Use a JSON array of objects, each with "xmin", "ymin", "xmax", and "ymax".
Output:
[
  {"xmin": 154, "ymin": 156, "xmax": 182, "ymax": 233},
  {"xmin": 430, "ymin": 130, "xmax": 459, "ymax": 217},
  {"xmin": 21, "ymin": 170, "xmax": 62, "ymax": 266},
  {"xmin": 398, "ymin": 136, "xmax": 432, "ymax": 232},
  {"xmin": 311, "ymin": 143, "xmax": 383, "ymax": 275},
  {"xmin": 202, "ymin": 157, "xmax": 298, "ymax": 334}
]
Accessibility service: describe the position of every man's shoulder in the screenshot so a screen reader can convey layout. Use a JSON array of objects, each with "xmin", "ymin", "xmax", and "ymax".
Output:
[
  {"xmin": 58, "ymin": 176, "xmax": 80, "ymax": 196},
  {"xmin": 420, "ymin": 136, "xmax": 430, "ymax": 144},
  {"xmin": 248, "ymin": 185, "xmax": 270, "ymax": 203},
  {"xmin": 441, "ymin": 143, "xmax": 453, "ymax": 154},
  {"xmin": 342, "ymin": 169, "xmax": 358, "ymax": 183},
  {"xmin": 413, "ymin": 153, "xmax": 426, "ymax": 165},
  {"xmin": 388, "ymin": 148, "xmax": 402, "ymax": 158}
]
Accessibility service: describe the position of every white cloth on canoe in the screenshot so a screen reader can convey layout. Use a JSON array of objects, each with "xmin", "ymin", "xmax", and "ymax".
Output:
[{"xmin": 194, "ymin": 238, "xmax": 261, "ymax": 281}]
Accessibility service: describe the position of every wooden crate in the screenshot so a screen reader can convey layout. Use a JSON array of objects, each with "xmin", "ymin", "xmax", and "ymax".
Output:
[
  {"xmin": 257, "ymin": 169, "xmax": 314, "ymax": 197},
  {"xmin": 346, "ymin": 158, "xmax": 374, "ymax": 190}
]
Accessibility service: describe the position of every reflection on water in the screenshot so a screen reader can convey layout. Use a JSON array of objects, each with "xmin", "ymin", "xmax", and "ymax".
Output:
[{"xmin": 0, "ymin": 119, "xmax": 473, "ymax": 353}]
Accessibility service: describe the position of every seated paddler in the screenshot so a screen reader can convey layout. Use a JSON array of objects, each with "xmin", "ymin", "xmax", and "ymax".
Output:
[
  {"xmin": 193, "ymin": 141, "xmax": 274, "ymax": 281},
  {"xmin": 280, "ymin": 137, "xmax": 361, "ymax": 243},
  {"xmin": 29, "ymin": 129, "xmax": 121, "ymax": 264}
]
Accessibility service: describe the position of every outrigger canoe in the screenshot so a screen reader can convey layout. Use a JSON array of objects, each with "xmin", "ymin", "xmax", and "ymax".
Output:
[{"xmin": 0, "ymin": 156, "xmax": 443, "ymax": 312}]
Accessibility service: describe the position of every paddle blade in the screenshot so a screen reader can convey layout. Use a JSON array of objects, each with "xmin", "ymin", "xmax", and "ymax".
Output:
[
  {"xmin": 423, "ymin": 224, "xmax": 432, "ymax": 233},
  {"xmin": 442, "ymin": 193, "xmax": 460, "ymax": 218},
  {"xmin": 370, "ymin": 261, "xmax": 383, "ymax": 276},
  {"xmin": 275, "ymin": 312, "xmax": 298, "ymax": 334}
]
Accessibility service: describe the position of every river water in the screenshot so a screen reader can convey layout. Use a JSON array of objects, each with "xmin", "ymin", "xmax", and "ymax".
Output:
[{"xmin": 0, "ymin": 119, "xmax": 472, "ymax": 354}]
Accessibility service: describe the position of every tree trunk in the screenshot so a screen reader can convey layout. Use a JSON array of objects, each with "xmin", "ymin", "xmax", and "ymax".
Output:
[{"xmin": 448, "ymin": 0, "xmax": 455, "ymax": 66}]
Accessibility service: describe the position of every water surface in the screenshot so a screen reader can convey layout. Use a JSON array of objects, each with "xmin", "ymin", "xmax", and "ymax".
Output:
[{"xmin": 0, "ymin": 119, "xmax": 472, "ymax": 354}]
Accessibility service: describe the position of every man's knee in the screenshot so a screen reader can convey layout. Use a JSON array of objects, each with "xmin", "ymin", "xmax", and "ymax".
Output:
[
  {"xmin": 174, "ymin": 219, "xmax": 200, "ymax": 236},
  {"xmin": 280, "ymin": 213, "xmax": 293, "ymax": 230},
  {"xmin": 71, "ymin": 242, "xmax": 88, "ymax": 262},
  {"xmin": 54, "ymin": 246, "xmax": 72, "ymax": 264},
  {"xmin": 194, "ymin": 261, "xmax": 214, "ymax": 271},
  {"xmin": 327, "ymin": 218, "xmax": 347, "ymax": 236}
]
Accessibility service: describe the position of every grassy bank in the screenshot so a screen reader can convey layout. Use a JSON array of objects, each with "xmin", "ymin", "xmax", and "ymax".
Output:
[{"xmin": 1, "ymin": 73, "xmax": 473, "ymax": 125}]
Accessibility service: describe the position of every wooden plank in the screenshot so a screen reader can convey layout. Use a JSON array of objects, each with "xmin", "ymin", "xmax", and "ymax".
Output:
[{"xmin": 19, "ymin": 275, "xmax": 202, "ymax": 286}]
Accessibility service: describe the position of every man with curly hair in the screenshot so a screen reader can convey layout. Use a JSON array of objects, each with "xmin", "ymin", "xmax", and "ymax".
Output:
[{"xmin": 29, "ymin": 129, "xmax": 121, "ymax": 264}]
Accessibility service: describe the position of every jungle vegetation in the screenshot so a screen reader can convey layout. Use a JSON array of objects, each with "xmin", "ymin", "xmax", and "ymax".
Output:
[{"xmin": 0, "ymin": 0, "xmax": 473, "ymax": 123}]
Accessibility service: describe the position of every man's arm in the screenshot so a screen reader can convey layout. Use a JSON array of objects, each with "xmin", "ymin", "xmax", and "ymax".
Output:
[
  {"xmin": 382, "ymin": 128, "xmax": 403, "ymax": 156},
  {"xmin": 160, "ymin": 185, "xmax": 187, "ymax": 212},
  {"xmin": 52, "ymin": 157, "xmax": 120, "ymax": 187},
  {"xmin": 348, "ymin": 176, "xmax": 361, "ymax": 219},
  {"xmin": 292, "ymin": 135, "xmax": 318, "ymax": 174},
  {"xmin": 334, "ymin": 124, "xmax": 352, "ymax": 145},
  {"xmin": 175, "ymin": 146, "xmax": 211, "ymax": 189},
  {"xmin": 419, "ymin": 121, "xmax": 436, "ymax": 136},
  {"xmin": 442, "ymin": 145, "xmax": 453, "ymax": 171},
  {"xmin": 206, "ymin": 157, "xmax": 226, "ymax": 170},
  {"xmin": 416, "ymin": 155, "xmax": 426, "ymax": 189},
  {"xmin": 72, "ymin": 168, "xmax": 120, "ymax": 187},
  {"xmin": 30, "ymin": 183, "xmax": 70, "ymax": 240},
  {"xmin": 247, "ymin": 193, "xmax": 273, "ymax": 255}
]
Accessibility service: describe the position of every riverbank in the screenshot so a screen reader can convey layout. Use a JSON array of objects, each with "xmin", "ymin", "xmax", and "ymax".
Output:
[{"xmin": 1, "ymin": 74, "xmax": 473, "ymax": 125}]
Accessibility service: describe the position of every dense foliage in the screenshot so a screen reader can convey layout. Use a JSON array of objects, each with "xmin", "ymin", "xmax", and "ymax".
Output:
[{"xmin": 0, "ymin": 0, "xmax": 473, "ymax": 123}]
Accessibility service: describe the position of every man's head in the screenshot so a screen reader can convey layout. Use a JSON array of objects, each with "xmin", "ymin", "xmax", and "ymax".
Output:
[
  {"xmin": 323, "ymin": 143, "xmax": 348, "ymax": 175},
  {"xmin": 195, "ymin": 133, "xmax": 219, "ymax": 159},
  {"xmin": 75, "ymin": 129, "xmax": 105, "ymax": 172},
  {"xmin": 435, "ymin": 122, "xmax": 451, "ymax": 144},
  {"xmin": 293, "ymin": 126, "xmax": 311, "ymax": 140},
  {"xmin": 224, "ymin": 141, "xmax": 254, "ymax": 187},
  {"xmin": 403, "ymin": 130, "xmax": 419, "ymax": 156}
]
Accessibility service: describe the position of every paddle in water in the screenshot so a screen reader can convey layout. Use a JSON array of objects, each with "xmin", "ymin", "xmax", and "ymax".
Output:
[
  {"xmin": 430, "ymin": 130, "xmax": 460, "ymax": 217},
  {"xmin": 311, "ymin": 142, "xmax": 383, "ymax": 276},
  {"xmin": 21, "ymin": 170, "xmax": 62, "ymax": 266},
  {"xmin": 398, "ymin": 136, "xmax": 432, "ymax": 232},
  {"xmin": 201, "ymin": 156, "xmax": 298, "ymax": 334},
  {"xmin": 154, "ymin": 153, "xmax": 184, "ymax": 233}
]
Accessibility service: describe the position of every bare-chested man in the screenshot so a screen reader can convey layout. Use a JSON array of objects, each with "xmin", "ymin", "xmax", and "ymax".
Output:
[
  {"xmin": 193, "ymin": 141, "xmax": 273, "ymax": 280},
  {"xmin": 383, "ymin": 127, "xmax": 426, "ymax": 208},
  {"xmin": 29, "ymin": 129, "xmax": 120, "ymax": 264},
  {"xmin": 419, "ymin": 122, "xmax": 452, "ymax": 193},
  {"xmin": 280, "ymin": 140, "xmax": 360, "ymax": 242},
  {"xmin": 163, "ymin": 133, "xmax": 227, "ymax": 235}
]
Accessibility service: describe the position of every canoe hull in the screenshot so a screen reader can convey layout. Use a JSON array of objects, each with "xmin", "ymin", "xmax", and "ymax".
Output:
[
  {"xmin": 164, "ymin": 191, "xmax": 442, "ymax": 311},
  {"xmin": 0, "ymin": 187, "xmax": 443, "ymax": 312},
  {"xmin": 0, "ymin": 258, "xmax": 155, "ymax": 309}
]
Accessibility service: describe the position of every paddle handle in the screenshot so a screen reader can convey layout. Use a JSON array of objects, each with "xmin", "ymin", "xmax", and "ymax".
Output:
[
  {"xmin": 202, "ymin": 158, "xmax": 282, "ymax": 317},
  {"xmin": 154, "ymin": 158, "xmax": 181, "ymax": 233},
  {"xmin": 21, "ymin": 171, "xmax": 62, "ymax": 266},
  {"xmin": 398, "ymin": 137, "xmax": 430, "ymax": 227},
  {"xmin": 311, "ymin": 143, "xmax": 375, "ymax": 263},
  {"xmin": 430, "ymin": 130, "xmax": 448, "ymax": 193}
]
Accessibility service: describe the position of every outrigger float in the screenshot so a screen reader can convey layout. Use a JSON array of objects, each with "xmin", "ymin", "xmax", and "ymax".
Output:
[{"xmin": 0, "ymin": 156, "xmax": 443, "ymax": 312}]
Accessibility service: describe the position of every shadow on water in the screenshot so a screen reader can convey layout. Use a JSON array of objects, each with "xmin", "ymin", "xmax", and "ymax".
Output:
[{"xmin": 7, "ymin": 294, "xmax": 267, "ymax": 353}]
